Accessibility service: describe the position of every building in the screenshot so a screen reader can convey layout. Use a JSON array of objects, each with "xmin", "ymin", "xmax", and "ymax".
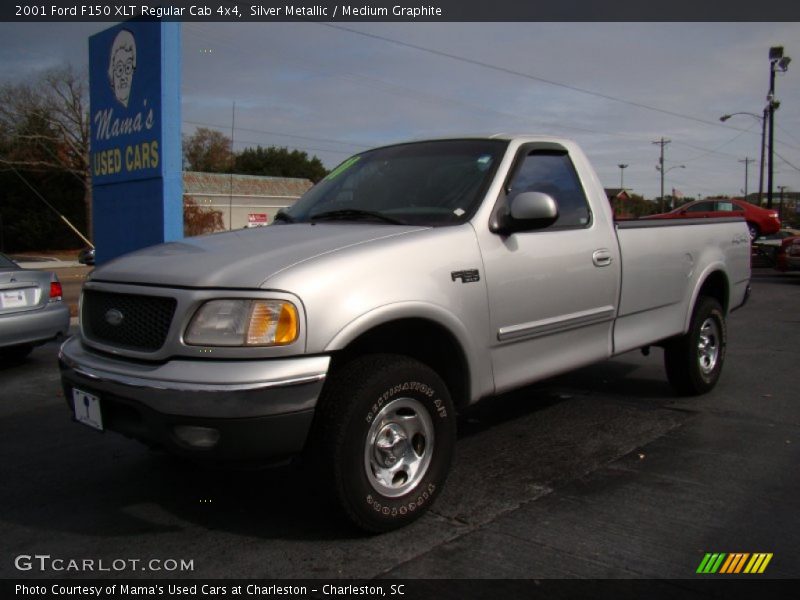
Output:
[
  {"xmin": 604, "ymin": 188, "xmax": 632, "ymax": 219},
  {"xmin": 183, "ymin": 171, "xmax": 314, "ymax": 230}
]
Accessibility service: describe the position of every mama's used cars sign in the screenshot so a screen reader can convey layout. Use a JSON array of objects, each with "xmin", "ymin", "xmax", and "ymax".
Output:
[
  {"xmin": 90, "ymin": 23, "xmax": 162, "ymax": 183},
  {"xmin": 88, "ymin": 21, "xmax": 182, "ymax": 263}
]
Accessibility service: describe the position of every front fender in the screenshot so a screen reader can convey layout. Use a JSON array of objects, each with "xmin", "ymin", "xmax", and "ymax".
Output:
[{"xmin": 324, "ymin": 301, "xmax": 494, "ymax": 404}]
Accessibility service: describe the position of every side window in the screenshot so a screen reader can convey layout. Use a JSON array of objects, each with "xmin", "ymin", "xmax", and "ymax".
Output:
[
  {"xmin": 506, "ymin": 150, "xmax": 591, "ymax": 229},
  {"xmin": 716, "ymin": 201, "xmax": 735, "ymax": 212},
  {"xmin": 686, "ymin": 202, "xmax": 713, "ymax": 212}
]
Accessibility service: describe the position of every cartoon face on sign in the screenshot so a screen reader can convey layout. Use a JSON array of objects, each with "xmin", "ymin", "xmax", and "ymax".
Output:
[{"xmin": 108, "ymin": 29, "xmax": 136, "ymax": 108}]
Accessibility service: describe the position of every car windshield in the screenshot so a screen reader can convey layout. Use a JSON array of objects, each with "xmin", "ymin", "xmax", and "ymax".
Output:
[
  {"xmin": 281, "ymin": 139, "xmax": 508, "ymax": 227},
  {"xmin": 0, "ymin": 254, "xmax": 19, "ymax": 270}
]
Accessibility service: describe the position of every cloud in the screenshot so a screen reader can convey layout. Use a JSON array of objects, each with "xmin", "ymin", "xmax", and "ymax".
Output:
[{"xmin": 1, "ymin": 21, "xmax": 798, "ymax": 198}]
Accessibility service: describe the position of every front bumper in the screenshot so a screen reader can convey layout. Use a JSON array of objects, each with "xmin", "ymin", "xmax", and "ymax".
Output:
[
  {"xmin": 0, "ymin": 302, "xmax": 70, "ymax": 348},
  {"xmin": 59, "ymin": 336, "xmax": 330, "ymax": 460}
]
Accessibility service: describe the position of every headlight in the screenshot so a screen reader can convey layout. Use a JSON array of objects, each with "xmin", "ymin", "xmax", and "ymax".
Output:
[{"xmin": 185, "ymin": 299, "xmax": 299, "ymax": 346}]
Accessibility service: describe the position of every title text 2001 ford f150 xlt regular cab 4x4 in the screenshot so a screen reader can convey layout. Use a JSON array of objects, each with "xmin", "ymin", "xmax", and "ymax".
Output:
[{"xmin": 60, "ymin": 136, "xmax": 751, "ymax": 531}]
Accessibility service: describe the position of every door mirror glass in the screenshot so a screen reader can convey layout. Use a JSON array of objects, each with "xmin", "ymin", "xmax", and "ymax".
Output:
[{"xmin": 510, "ymin": 191, "xmax": 559, "ymax": 221}]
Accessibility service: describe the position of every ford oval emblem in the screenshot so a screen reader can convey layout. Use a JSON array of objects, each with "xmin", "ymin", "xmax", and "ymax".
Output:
[{"xmin": 105, "ymin": 308, "xmax": 124, "ymax": 327}]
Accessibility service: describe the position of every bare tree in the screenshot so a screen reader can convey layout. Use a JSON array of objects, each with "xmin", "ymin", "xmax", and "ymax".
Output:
[
  {"xmin": 184, "ymin": 197, "xmax": 224, "ymax": 237},
  {"xmin": 0, "ymin": 65, "xmax": 92, "ymax": 239}
]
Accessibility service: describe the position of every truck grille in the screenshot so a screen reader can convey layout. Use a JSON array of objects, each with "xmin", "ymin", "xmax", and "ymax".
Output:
[{"xmin": 82, "ymin": 290, "xmax": 176, "ymax": 352}]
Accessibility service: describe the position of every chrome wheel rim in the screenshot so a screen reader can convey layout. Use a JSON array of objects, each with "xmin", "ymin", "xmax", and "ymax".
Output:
[
  {"xmin": 697, "ymin": 317, "xmax": 720, "ymax": 374},
  {"xmin": 364, "ymin": 397, "xmax": 434, "ymax": 498}
]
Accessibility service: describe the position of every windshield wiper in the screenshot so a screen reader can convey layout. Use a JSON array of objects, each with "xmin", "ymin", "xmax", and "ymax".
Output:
[
  {"xmin": 309, "ymin": 209, "xmax": 406, "ymax": 225},
  {"xmin": 273, "ymin": 211, "xmax": 295, "ymax": 224}
]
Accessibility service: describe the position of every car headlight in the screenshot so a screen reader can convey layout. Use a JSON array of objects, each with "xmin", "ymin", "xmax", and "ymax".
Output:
[{"xmin": 185, "ymin": 299, "xmax": 299, "ymax": 346}]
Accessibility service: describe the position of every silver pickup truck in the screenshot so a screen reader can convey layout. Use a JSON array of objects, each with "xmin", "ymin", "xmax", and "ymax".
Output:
[{"xmin": 60, "ymin": 135, "xmax": 751, "ymax": 532}]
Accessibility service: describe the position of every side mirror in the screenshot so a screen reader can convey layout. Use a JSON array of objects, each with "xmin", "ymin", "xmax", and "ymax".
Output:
[
  {"xmin": 492, "ymin": 192, "xmax": 559, "ymax": 234},
  {"xmin": 510, "ymin": 192, "xmax": 559, "ymax": 221}
]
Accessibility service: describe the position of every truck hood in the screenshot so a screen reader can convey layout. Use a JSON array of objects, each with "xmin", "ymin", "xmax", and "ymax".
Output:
[{"xmin": 90, "ymin": 223, "xmax": 427, "ymax": 289}]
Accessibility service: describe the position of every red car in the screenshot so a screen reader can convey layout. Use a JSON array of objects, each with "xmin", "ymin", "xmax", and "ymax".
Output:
[{"xmin": 650, "ymin": 199, "xmax": 780, "ymax": 241}]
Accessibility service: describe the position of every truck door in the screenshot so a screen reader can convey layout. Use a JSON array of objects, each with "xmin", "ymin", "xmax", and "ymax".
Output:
[{"xmin": 478, "ymin": 146, "xmax": 620, "ymax": 394}]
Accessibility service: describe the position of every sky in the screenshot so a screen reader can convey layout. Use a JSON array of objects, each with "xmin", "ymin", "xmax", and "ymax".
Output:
[{"xmin": 1, "ymin": 21, "xmax": 799, "ymax": 200}]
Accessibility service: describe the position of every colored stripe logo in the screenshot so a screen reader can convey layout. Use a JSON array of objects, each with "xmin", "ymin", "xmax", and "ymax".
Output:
[{"xmin": 697, "ymin": 553, "xmax": 773, "ymax": 574}]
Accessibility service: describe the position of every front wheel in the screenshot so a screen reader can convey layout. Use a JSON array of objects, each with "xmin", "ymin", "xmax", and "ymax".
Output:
[
  {"xmin": 747, "ymin": 222, "xmax": 759, "ymax": 242},
  {"xmin": 664, "ymin": 297, "xmax": 727, "ymax": 396},
  {"xmin": 310, "ymin": 354, "xmax": 456, "ymax": 533}
]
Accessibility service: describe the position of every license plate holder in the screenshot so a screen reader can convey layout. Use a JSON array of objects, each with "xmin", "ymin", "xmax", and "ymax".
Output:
[{"xmin": 72, "ymin": 388, "xmax": 104, "ymax": 431}]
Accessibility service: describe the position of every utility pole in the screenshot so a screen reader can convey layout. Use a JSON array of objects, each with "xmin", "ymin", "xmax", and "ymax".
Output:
[
  {"xmin": 739, "ymin": 157, "xmax": 755, "ymax": 200},
  {"xmin": 778, "ymin": 185, "xmax": 787, "ymax": 221},
  {"xmin": 653, "ymin": 138, "xmax": 671, "ymax": 212},
  {"xmin": 618, "ymin": 164, "xmax": 628, "ymax": 189}
]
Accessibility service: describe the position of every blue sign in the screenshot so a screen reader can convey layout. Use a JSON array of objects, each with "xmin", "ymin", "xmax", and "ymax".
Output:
[{"xmin": 89, "ymin": 21, "xmax": 182, "ymax": 264}]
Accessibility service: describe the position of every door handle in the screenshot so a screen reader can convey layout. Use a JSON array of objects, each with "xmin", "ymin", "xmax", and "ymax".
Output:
[{"xmin": 592, "ymin": 249, "xmax": 613, "ymax": 267}]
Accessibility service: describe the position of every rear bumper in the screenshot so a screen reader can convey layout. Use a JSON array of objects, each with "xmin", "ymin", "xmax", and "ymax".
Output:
[
  {"xmin": 0, "ymin": 302, "xmax": 70, "ymax": 348},
  {"xmin": 59, "ymin": 336, "xmax": 330, "ymax": 460}
]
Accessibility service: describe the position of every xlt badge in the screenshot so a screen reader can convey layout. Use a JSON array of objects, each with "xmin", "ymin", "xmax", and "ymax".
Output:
[{"xmin": 451, "ymin": 269, "xmax": 480, "ymax": 284}]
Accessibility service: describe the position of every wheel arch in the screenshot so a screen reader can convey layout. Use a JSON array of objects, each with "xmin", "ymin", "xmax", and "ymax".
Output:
[
  {"xmin": 685, "ymin": 267, "xmax": 730, "ymax": 332},
  {"xmin": 325, "ymin": 305, "xmax": 478, "ymax": 409}
]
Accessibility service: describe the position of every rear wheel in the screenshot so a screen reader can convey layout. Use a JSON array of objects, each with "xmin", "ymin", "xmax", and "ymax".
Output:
[
  {"xmin": 310, "ymin": 354, "xmax": 455, "ymax": 533},
  {"xmin": 664, "ymin": 297, "xmax": 727, "ymax": 396}
]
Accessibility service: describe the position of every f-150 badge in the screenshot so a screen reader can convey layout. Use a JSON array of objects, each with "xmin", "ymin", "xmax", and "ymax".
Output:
[{"xmin": 451, "ymin": 270, "xmax": 480, "ymax": 284}]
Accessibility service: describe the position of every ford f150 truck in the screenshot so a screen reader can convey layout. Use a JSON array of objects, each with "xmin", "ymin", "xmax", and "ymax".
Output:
[{"xmin": 60, "ymin": 136, "xmax": 751, "ymax": 532}]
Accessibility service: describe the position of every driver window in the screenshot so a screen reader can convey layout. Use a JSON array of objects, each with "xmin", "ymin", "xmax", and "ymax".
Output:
[{"xmin": 507, "ymin": 150, "xmax": 591, "ymax": 229}]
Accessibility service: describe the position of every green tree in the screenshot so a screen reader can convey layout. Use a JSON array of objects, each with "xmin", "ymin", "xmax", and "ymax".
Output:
[
  {"xmin": 183, "ymin": 127, "xmax": 233, "ymax": 173},
  {"xmin": 234, "ymin": 145, "xmax": 327, "ymax": 182}
]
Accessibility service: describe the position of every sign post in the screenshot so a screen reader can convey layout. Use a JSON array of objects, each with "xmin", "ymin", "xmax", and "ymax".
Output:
[{"xmin": 89, "ymin": 21, "xmax": 182, "ymax": 264}]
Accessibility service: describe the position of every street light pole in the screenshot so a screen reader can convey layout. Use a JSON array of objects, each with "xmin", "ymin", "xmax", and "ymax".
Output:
[
  {"xmin": 719, "ymin": 111, "xmax": 767, "ymax": 205},
  {"xmin": 768, "ymin": 61, "xmax": 776, "ymax": 209},
  {"xmin": 759, "ymin": 105, "xmax": 768, "ymax": 205},
  {"xmin": 618, "ymin": 163, "xmax": 628, "ymax": 189},
  {"xmin": 768, "ymin": 46, "xmax": 791, "ymax": 209}
]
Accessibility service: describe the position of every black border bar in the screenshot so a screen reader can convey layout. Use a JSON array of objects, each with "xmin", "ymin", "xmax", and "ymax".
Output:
[{"xmin": 4, "ymin": 0, "xmax": 800, "ymax": 22}]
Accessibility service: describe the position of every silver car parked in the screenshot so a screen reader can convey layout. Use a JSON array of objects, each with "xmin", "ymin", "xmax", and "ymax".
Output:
[{"xmin": 0, "ymin": 253, "xmax": 70, "ymax": 360}]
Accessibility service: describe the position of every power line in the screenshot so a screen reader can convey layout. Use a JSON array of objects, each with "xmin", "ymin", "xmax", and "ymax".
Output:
[
  {"xmin": 774, "ymin": 150, "xmax": 800, "ymax": 173},
  {"xmin": 185, "ymin": 24, "xmax": 796, "ymax": 168},
  {"xmin": 320, "ymin": 23, "xmax": 800, "ymax": 158},
  {"xmin": 319, "ymin": 23, "xmax": 757, "ymax": 132},
  {"xmin": 184, "ymin": 119, "xmax": 370, "ymax": 150},
  {"xmin": 8, "ymin": 166, "xmax": 92, "ymax": 247},
  {"xmin": 185, "ymin": 124, "xmax": 359, "ymax": 157}
]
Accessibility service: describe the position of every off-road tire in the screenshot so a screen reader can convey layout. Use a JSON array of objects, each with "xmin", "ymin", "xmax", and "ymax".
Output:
[
  {"xmin": 310, "ymin": 354, "xmax": 455, "ymax": 533},
  {"xmin": 664, "ymin": 297, "xmax": 727, "ymax": 396}
]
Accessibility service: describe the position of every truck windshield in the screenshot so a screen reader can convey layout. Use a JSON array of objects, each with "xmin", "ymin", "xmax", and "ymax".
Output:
[{"xmin": 281, "ymin": 139, "xmax": 508, "ymax": 226}]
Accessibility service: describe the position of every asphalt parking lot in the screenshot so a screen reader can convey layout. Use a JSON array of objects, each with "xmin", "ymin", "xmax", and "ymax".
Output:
[{"xmin": 1, "ymin": 270, "xmax": 798, "ymax": 581}]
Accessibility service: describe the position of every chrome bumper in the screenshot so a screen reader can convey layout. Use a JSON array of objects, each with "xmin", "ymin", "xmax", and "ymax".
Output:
[
  {"xmin": 59, "ymin": 336, "xmax": 329, "ymax": 418},
  {"xmin": 58, "ymin": 336, "xmax": 330, "ymax": 459}
]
